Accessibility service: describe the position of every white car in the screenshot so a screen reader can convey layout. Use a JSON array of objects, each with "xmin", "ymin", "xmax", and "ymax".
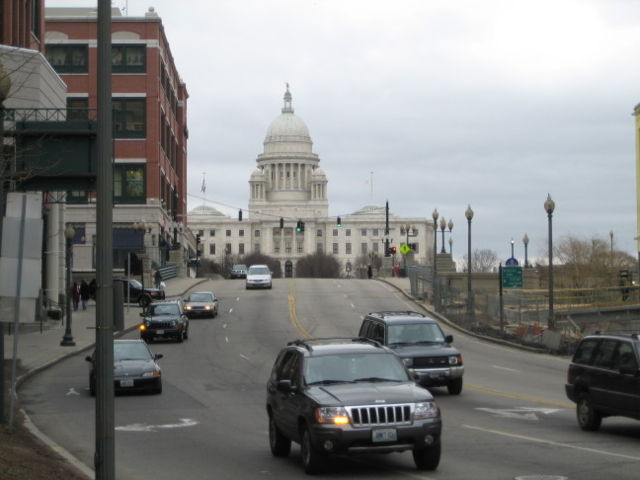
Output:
[{"xmin": 246, "ymin": 264, "xmax": 273, "ymax": 289}]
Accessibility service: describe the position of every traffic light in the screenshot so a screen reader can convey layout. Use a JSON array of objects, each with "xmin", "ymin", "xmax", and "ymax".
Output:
[
  {"xmin": 300, "ymin": 221, "xmax": 305, "ymax": 232},
  {"xmin": 390, "ymin": 246, "xmax": 397, "ymax": 255},
  {"xmin": 238, "ymin": 209, "xmax": 243, "ymax": 221},
  {"xmin": 296, "ymin": 220, "xmax": 302, "ymax": 232},
  {"xmin": 196, "ymin": 234, "xmax": 201, "ymax": 245},
  {"xmin": 336, "ymin": 216, "xmax": 342, "ymax": 227},
  {"xmin": 279, "ymin": 217, "xmax": 284, "ymax": 229}
]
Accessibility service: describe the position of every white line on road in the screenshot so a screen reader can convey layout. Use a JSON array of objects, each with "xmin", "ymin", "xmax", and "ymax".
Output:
[
  {"xmin": 65, "ymin": 388, "xmax": 80, "ymax": 396},
  {"xmin": 239, "ymin": 354, "xmax": 250, "ymax": 361},
  {"xmin": 492, "ymin": 365, "xmax": 521, "ymax": 372},
  {"xmin": 229, "ymin": 308, "xmax": 233, "ymax": 314},
  {"xmin": 223, "ymin": 323, "xmax": 227, "ymax": 328},
  {"xmin": 225, "ymin": 336, "xmax": 229, "ymax": 343},
  {"xmin": 116, "ymin": 418, "xmax": 198, "ymax": 432},
  {"xmin": 350, "ymin": 303, "xmax": 355, "ymax": 309},
  {"xmin": 463, "ymin": 424, "xmax": 640, "ymax": 461}
]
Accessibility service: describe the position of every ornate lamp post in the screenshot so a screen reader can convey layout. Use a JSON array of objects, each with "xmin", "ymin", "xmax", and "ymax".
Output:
[
  {"xmin": 448, "ymin": 237, "xmax": 453, "ymax": 256},
  {"xmin": 432, "ymin": 208, "xmax": 439, "ymax": 306},
  {"xmin": 465, "ymin": 205, "xmax": 474, "ymax": 322},
  {"xmin": 439, "ymin": 217, "xmax": 447, "ymax": 253},
  {"xmin": 544, "ymin": 194, "xmax": 555, "ymax": 329},
  {"xmin": 523, "ymin": 233, "xmax": 529, "ymax": 268},
  {"xmin": 60, "ymin": 225, "xmax": 76, "ymax": 346}
]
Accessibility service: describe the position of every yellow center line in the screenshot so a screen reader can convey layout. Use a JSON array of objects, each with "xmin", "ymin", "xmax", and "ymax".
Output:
[
  {"xmin": 288, "ymin": 279, "xmax": 312, "ymax": 338},
  {"xmin": 465, "ymin": 384, "xmax": 574, "ymax": 408}
]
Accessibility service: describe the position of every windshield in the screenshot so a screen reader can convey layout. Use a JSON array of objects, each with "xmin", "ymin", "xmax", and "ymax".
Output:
[
  {"xmin": 149, "ymin": 304, "xmax": 181, "ymax": 315},
  {"xmin": 248, "ymin": 266, "xmax": 270, "ymax": 275},
  {"xmin": 188, "ymin": 293, "xmax": 214, "ymax": 302},
  {"xmin": 114, "ymin": 342, "xmax": 152, "ymax": 361},
  {"xmin": 304, "ymin": 353, "xmax": 409, "ymax": 385},
  {"xmin": 128, "ymin": 279, "xmax": 143, "ymax": 289},
  {"xmin": 387, "ymin": 323, "xmax": 446, "ymax": 345}
]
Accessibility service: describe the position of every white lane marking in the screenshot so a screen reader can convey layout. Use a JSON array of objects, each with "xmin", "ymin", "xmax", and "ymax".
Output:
[
  {"xmin": 225, "ymin": 336, "xmax": 229, "ymax": 343},
  {"xmin": 239, "ymin": 354, "xmax": 250, "ymax": 361},
  {"xmin": 475, "ymin": 406, "xmax": 560, "ymax": 421},
  {"xmin": 236, "ymin": 297, "xmax": 240, "ymax": 301},
  {"xmin": 229, "ymin": 308, "xmax": 233, "ymax": 314},
  {"xmin": 463, "ymin": 424, "xmax": 640, "ymax": 461},
  {"xmin": 492, "ymin": 365, "xmax": 521, "ymax": 373},
  {"xmin": 116, "ymin": 418, "xmax": 198, "ymax": 432},
  {"xmin": 350, "ymin": 303, "xmax": 355, "ymax": 309},
  {"xmin": 223, "ymin": 323, "xmax": 227, "ymax": 328},
  {"xmin": 66, "ymin": 388, "xmax": 80, "ymax": 396}
]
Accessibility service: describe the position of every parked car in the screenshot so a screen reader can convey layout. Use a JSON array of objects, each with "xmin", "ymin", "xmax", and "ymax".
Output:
[
  {"xmin": 183, "ymin": 291, "xmax": 219, "ymax": 318},
  {"xmin": 86, "ymin": 339, "xmax": 163, "ymax": 395},
  {"xmin": 229, "ymin": 264, "xmax": 248, "ymax": 279},
  {"xmin": 565, "ymin": 332, "xmax": 640, "ymax": 431},
  {"xmin": 246, "ymin": 264, "xmax": 272, "ymax": 289},
  {"xmin": 266, "ymin": 337, "xmax": 442, "ymax": 474},
  {"xmin": 114, "ymin": 277, "xmax": 165, "ymax": 308},
  {"xmin": 358, "ymin": 311, "xmax": 464, "ymax": 394},
  {"xmin": 139, "ymin": 300, "xmax": 189, "ymax": 343}
]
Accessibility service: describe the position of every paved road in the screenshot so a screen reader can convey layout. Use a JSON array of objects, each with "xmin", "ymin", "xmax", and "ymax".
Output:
[{"xmin": 18, "ymin": 277, "xmax": 640, "ymax": 479}]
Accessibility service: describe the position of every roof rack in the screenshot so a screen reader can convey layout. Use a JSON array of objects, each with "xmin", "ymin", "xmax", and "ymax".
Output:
[
  {"xmin": 368, "ymin": 311, "xmax": 425, "ymax": 318},
  {"xmin": 287, "ymin": 337, "xmax": 384, "ymax": 351},
  {"xmin": 593, "ymin": 330, "xmax": 640, "ymax": 339}
]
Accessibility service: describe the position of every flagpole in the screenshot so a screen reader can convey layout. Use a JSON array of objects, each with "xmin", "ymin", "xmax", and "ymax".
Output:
[
  {"xmin": 201, "ymin": 172, "xmax": 206, "ymax": 206},
  {"xmin": 370, "ymin": 171, "xmax": 373, "ymax": 203}
]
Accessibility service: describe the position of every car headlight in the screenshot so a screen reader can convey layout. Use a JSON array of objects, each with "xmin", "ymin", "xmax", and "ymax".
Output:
[
  {"xmin": 414, "ymin": 401, "xmax": 439, "ymax": 419},
  {"xmin": 448, "ymin": 355, "xmax": 462, "ymax": 365},
  {"xmin": 184, "ymin": 305, "xmax": 192, "ymax": 311},
  {"xmin": 315, "ymin": 407, "xmax": 350, "ymax": 425},
  {"xmin": 139, "ymin": 324, "xmax": 147, "ymax": 331},
  {"xmin": 403, "ymin": 357, "xmax": 413, "ymax": 368},
  {"xmin": 204, "ymin": 305, "xmax": 212, "ymax": 310},
  {"xmin": 142, "ymin": 370, "xmax": 161, "ymax": 377}
]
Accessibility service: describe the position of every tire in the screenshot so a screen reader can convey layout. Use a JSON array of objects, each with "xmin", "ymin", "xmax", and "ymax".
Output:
[
  {"xmin": 268, "ymin": 415, "xmax": 291, "ymax": 457},
  {"xmin": 139, "ymin": 295, "xmax": 151, "ymax": 308},
  {"xmin": 184, "ymin": 326, "xmax": 189, "ymax": 340},
  {"xmin": 176, "ymin": 330, "xmax": 184, "ymax": 343},
  {"xmin": 577, "ymin": 392, "xmax": 602, "ymax": 431},
  {"xmin": 413, "ymin": 441, "xmax": 441, "ymax": 471},
  {"xmin": 153, "ymin": 379, "xmax": 162, "ymax": 395},
  {"xmin": 300, "ymin": 425, "xmax": 325, "ymax": 474},
  {"xmin": 141, "ymin": 335, "xmax": 152, "ymax": 343},
  {"xmin": 447, "ymin": 377, "xmax": 463, "ymax": 395}
]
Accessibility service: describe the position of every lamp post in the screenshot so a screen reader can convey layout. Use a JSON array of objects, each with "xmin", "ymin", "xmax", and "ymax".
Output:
[
  {"xmin": 465, "ymin": 205, "xmax": 474, "ymax": 322},
  {"xmin": 448, "ymin": 237, "xmax": 453, "ymax": 256},
  {"xmin": 61, "ymin": 225, "xmax": 76, "ymax": 346},
  {"xmin": 439, "ymin": 217, "xmax": 447, "ymax": 253},
  {"xmin": 523, "ymin": 233, "xmax": 529, "ymax": 268},
  {"xmin": 544, "ymin": 194, "xmax": 555, "ymax": 330},
  {"xmin": 432, "ymin": 209, "xmax": 439, "ymax": 306},
  {"xmin": 510, "ymin": 238, "xmax": 515, "ymax": 259}
]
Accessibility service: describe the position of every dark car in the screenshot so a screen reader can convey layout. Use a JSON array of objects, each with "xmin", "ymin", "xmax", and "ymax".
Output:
[
  {"xmin": 229, "ymin": 264, "xmax": 248, "ymax": 279},
  {"xmin": 85, "ymin": 339, "xmax": 162, "ymax": 395},
  {"xmin": 183, "ymin": 291, "xmax": 219, "ymax": 318},
  {"xmin": 139, "ymin": 300, "xmax": 189, "ymax": 343},
  {"xmin": 114, "ymin": 277, "xmax": 165, "ymax": 308},
  {"xmin": 266, "ymin": 337, "xmax": 442, "ymax": 474},
  {"xmin": 565, "ymin": 332, "xmax": 640, "ymax": 431},
  {"xmin": 358, "ymin": 311, "xmax": 464, "ymax": 394}
]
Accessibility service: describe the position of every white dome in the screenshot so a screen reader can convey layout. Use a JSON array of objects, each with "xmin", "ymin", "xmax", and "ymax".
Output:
[
  {"xmin": 189, "ymin": 205, "xmax": 226, "ymax": 217},
  {"xmin": 265, "ymin": 113, "xmax": 310, "ymax": 140},
  {"xmin": 311, "ymin": 167, "xmax": 327, "ymax": 178},
  {"xmin": 250, "ymin": 167, "xmax": 265, "ymax": 179},
  {"xmin": 262, "ymin": 86, "xmax": 314, "ymax": 155}
]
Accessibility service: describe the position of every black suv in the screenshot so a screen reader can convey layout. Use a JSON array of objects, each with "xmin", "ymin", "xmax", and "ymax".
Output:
[
  {"xmin": 266, "ymin": 337, "xmax": 442, "ymax": 474},
  {"xmin": 359, "ymin": 311, "xmax": 464, "ymax": 394},
  {"xmin": 114, "ymin": 278, "xmax": 165, "ymax": 308},
  {"xmin": 139, "ymin": 300, "xmax": 189, "ymax": 343},
  {"xmin": 565, "ymin": 332, "xmax": 640, "ymax": 431}
]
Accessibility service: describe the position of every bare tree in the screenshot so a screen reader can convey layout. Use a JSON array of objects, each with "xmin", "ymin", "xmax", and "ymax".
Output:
[
  {"xmin": 295, "ymin": 252, "xmax": 341, "ymax": 278},
  {"xmin": 460, "ymin": 248, "xmax": 499, "ymax": 273}
]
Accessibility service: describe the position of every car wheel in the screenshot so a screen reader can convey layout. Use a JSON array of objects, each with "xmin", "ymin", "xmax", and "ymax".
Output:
[
  {"xmin": 141, "ymin": 335, "xmax": 151, "ymax": 343},
  {"xmin": 447, "ymin": 377, "xmax": 463, "ymax": 395},
  {"xmin": 268, "ymin": 414, "xmax": 291, "ymax": 457},
  {"xmin": 176, "ymin": 330, "xmax": 184, "ymax": 343},
  {"xmin": 577, "ymin": 392, "xmax": 602, "ymax": 431},
  {"xmin": 139, "ymin": 295, "xmax": 151, "ymax": 308},
  {"xmin": 184, "ymin": 326, "xmax": 189, "ymax": 340},
  {"xmin": 300, "ymin": 425, "xmax": 325, "ymax": 474},
  {"xmin": 153, "ymin": 379, "xmax": 162, "ymax": 395},
  {"xmin": 413, "ymin": 441, "xmax": 441, "ymax": 470}
]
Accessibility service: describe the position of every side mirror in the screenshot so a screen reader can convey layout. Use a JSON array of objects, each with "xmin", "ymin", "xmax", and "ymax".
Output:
[
  {"xmin": 445, "ymin": 335, "xmax": 453, "ymax": 344},
  {"xmin": 154, "ymin": 353, "xmax": 163, "ymax": 360},
  {"xmin": 276, "ymin": 379, "xmax": 295, "ymax": 393},
  {"xmin": 85, "ymin": 356, "xmax": 93, "ymax": 363}
]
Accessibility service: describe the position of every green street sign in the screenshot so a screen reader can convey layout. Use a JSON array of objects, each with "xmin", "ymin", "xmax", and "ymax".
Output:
[
  {"xmin": 399, "ymin": 243, "xmax": 411, "ymax": 255},
  {"xmin": 502, "ymin": 265, "xmax": 523, "ymax": 288}
]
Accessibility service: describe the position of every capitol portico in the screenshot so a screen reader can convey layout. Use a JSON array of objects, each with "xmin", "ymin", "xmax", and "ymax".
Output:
[{"xmin": 188, "ymin": 87, "xmax": 435, "ymax": 276}]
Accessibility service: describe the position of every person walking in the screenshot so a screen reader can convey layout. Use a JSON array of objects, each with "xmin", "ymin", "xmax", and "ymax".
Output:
[
  {"xmin": 71, "ymin": 282, "xmax": 80, "ymax": 311},
  {"xmin": 89, "ymin": 278, "xmax": 97, "ymax": 300},
  {"xmin": 154, "ymin": 269, "xmax": 162, "ymax": 289},
  {"xmin": 80, "ymin": 279, "xmax": 90, "ymax": 310}
]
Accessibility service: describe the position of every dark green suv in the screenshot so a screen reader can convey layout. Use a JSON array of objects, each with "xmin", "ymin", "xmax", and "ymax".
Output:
[
  {"xmin": 359, "ymin": 311, "xmax": 464, "ymax": 394},
  {"xmin": 266, "ymin": 338, "xmax": 442, "ymax": 474},
  {"xmin": 565, "ymin": 332, "xmax": 640, "ymax": 430}
]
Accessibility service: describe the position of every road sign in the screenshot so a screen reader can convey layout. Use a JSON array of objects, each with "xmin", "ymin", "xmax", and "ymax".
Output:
[
  {"xmin": 502, "ymin": 265, "xmax": 523, "ymax": 288},
  {"xmin": 399, "ymin": 244, "xmax": 411, "ymax": 255}
]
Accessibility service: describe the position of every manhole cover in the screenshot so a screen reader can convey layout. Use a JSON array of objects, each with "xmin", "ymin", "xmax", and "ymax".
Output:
[{"xmin": 515, "ymin": 476, "xmax": 568, "ymax": 480}]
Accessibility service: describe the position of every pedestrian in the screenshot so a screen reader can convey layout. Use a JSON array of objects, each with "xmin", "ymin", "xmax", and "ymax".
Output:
[
  {"xmin": 89, "ymin": 278, "xmax": 97, "ymax": 300},
  {"xmin": 367, "ymin": 265, "xmax": 373, "ymax": 279},
  {"xmin": 71, "ymin": 282, "xmax": 80, "ymax": 311},
  {"xmin": 80, "ymin": 279, "xmax": 90, "ymax": 310},
  {"xmin": 154, "ymin": 269, "xmax": 162, "ymax": 289}
]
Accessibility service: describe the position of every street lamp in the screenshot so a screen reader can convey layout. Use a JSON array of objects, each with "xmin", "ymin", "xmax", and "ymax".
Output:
[
  {"xmin": 523, "ymin": 233, "xmax": 530, "ymax": 268},
  {"xmin": 465, "ymin": 205, "xmax": 474, "ymax": 322},
  {"xmin": 432, "ymin": 208, "xmax": 439, "ymax": 306},
  {"xmin": 448, "ymin": 237, "xmax": 453, "ymax": 256},
  {"xmin": 60, "ymin": 225, "xmax": 76, "ymax": 346},
  {"xmin": 439, "ymin": 217, "xmax": 447, "ymax": 253},
  {"xmin": 510, "ymin": 238, "xmax": 515, "ymax": 259},
  {"xmin": 544, "ymin": 194, "xmax": 555, "ymax": 329}
]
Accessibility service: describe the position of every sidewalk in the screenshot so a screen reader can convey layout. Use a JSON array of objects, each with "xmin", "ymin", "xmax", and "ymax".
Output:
[{"xmin": 3, "ymin": 276, "xmax": 207, "ymax": 377}]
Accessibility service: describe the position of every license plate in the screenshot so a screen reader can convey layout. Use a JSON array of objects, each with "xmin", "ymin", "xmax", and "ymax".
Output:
[
  {"xmin": 155, "ymin": 329, "xmax": 164, "ymax": 335},
  {"xmin": 372, "ymin": 428, "xmax": 397, "ymax": 443},
  {"xmin": 120, "ymin": 378, "xmax": 134, "ymax": 387}
]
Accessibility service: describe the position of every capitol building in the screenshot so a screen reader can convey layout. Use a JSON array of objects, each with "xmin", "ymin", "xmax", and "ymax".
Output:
[{"xmin": 187, "ymin": 87, "xmax": 434, "ymax": 277}]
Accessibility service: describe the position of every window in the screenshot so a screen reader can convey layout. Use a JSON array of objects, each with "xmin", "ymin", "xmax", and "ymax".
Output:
[
  {"xmin": 316, "ymin": 229, "xmax": 322, "ymax": 237},
  {"xmin": 66, "ymin": 189, "xmax": 88, "ymax": 204},
  {"xmin": 333, "ymin": 243, "xmax": 338, "ymax": 254},
  {"xmin": 317, "ymin": 243, "xmax": 323, "ymax": 253},
  {"xmin": 346, "ymin": 243, "xmax": 352, "ymax": 254},
  {"xmin": 361, "ymin": 229, "xmax": 367, "ymax": 236},
  {"xmin": 46, "ymin": 44, "xmax": 88, "ymax": 73},
  {"xmin": 113, "ymin": 98, "xmax": 146, "ymax": 138},
  {"xmin": 254, "ymin": 243, "xmax": 261, "ymax": 253},
  {"xmin": 114, "ymin": 165, "xmax": 145, "ymax": 203},
  {"xmin": 255, "ymin": 230, "xmax": 261, "ymax": 237},
  {"xmin": 239, "ymin": 243, "xmax": 245, "ymax": 255},
  {"xmin": 373, "ymin": 242, "xmax": 379, "ymax": 253},
  {"xmin": 67, "ymin": 97, "xmax": 89, "ymax": 121},
  {"xmin": 226, "ymin": 230, "xmax": 231, "ymax": 237},
  {"xmin": 209, "ymin": 244, "xmax": 215, "ymax": 255},
  {"xmin": 373, "ymin": 229, "xmax": 379, "ymax": 236},
  {"xmin": 361, "ymin": 243, "xmax": 368, "ymax": 254},
  {"xmin": 239, "ymin": 229, "xmax": 244, "ymax": 237},
  {"xmin": 112, "ymin": 44, "xmax": 146, "ymax": 73},
  {"xmin": 333, "ymin": 229, "xmax": 338, "ymax": 236},
  {"xmin": 209, "ymin": 229, "xmax": 215, "ymax": 236},
  {"xmin": 592, "ymin": 340, "xmax": 618, "ymax": 370},
  {"xmin": 197, "ymin": 230, "xmax": 204, "ymax": 236},
  {"xmin": 225, "ymin": 243, "xmax": 231, "ymax": 254},
  {"xmin": 346, "ymin": 229, "xmax": 351, "ymax": 236}
]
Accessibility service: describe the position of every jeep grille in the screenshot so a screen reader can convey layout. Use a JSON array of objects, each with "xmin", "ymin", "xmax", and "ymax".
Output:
[
  {"xmin": 347, "ymin": 404, "xmax": 412, "ymax": 426},
  {"xmin": 412, "ymin": 356, "xmax": 448, "ymax": 368}
]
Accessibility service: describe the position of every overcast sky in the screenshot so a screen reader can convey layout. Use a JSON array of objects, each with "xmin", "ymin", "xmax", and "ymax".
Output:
[{"xmin": 47, "ymin": 0, "xmax": 640, "ymax": 265}]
